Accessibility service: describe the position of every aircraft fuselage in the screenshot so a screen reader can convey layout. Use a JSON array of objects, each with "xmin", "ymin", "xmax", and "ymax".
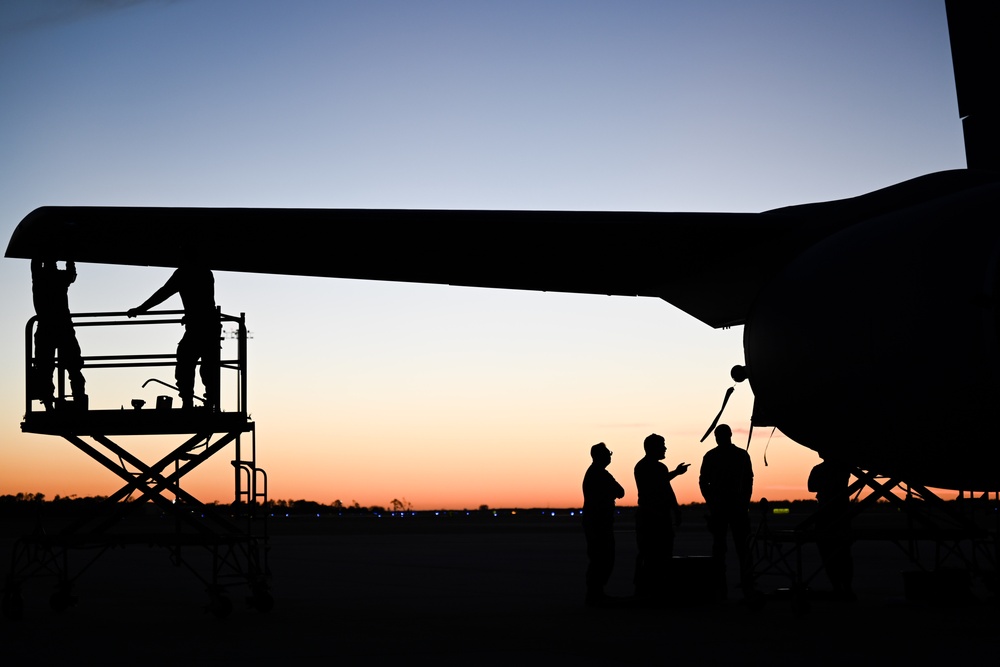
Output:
[{"xmin": 745, "ymin": 176, "xmax": 1000, "ymax": 490}]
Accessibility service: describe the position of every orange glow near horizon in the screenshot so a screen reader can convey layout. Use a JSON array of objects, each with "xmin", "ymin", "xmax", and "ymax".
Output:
[{"xmin": 2, "ymin": 421, "xmax": 959, "ymax": 510}]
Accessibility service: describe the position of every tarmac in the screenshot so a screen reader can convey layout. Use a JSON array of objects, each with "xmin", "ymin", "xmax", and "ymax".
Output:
[{"xmin": 2, "ymin": 513, "xmax": 997, "ymax": 665}]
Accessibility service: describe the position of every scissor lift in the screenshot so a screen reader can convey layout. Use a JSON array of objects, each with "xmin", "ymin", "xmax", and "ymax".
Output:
[{"xmin": 2, "ymin": 309, "xmax": 270, "ymax": 619}]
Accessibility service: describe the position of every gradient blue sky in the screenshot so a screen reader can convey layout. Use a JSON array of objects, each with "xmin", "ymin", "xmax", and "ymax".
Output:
[{"xmin": 0, "ymin": 1, "xmax": 966, "ymax": 508}]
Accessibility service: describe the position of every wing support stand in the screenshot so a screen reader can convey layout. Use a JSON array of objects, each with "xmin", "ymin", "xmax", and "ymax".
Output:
[{"xmin": 2, "ymin": 310, "xmax": 270, "ymax": 620}]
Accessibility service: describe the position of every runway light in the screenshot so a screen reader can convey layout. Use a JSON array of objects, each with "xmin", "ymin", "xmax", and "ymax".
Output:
[{"xmin": 772, "ymin": 508, "xmax": 790, "ymax": 515}]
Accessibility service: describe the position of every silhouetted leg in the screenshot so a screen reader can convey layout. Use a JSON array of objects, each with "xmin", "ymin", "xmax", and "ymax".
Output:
[
  {"xmin": 662, "ymin": 526, "xmax": 676, "ymax": 600},
  {"xmin": 835, "ymin": 539, "xmax": 855, "ymax": 597},
  {"xmin": 176, "ymin": 332, "xmax": 198, "ymax": 407},
  {"xmin": 633, "ymin": 552, "xmax": 645, "ymax": 594},
  {"xmin": 634, "ymin": 513, "xmax": 660, "ymax": 599},
  {"xmin": 707, "ymin": 512, "xmax": 728, "ymax": 561},
  {"xmin": 635, "ymin": 512, "xmax": 671, "ymax": 602},
  {"xmin": 197, "ymin": 325, "xmax": 221, "ymax": 410},
  {"xmin": 634, "ymin": 514, "xmax": 649, "ymax": 597},
  {"xmin": 818, "ymin": 529, "xmax": 854, "ymax": 598},
  {"xmin": 33, "ymin": 325, "xmax": 56, "ymax": 409},
  {"xmin": 60, "ymin": 329, "xmax": 86, "ymax": 402},
  {"xmin": 731, "ymin": 511, "xmax": 755, "ymax": 595},
  {"xmin": 584, "ymin": 519, "xmax": 615, "ymax": 603}
]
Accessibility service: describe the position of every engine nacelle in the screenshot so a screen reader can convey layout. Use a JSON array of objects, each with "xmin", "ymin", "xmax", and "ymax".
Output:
[{"xmin": 745, "ymin": 180, "xmax": 1000, "ymax": 490}]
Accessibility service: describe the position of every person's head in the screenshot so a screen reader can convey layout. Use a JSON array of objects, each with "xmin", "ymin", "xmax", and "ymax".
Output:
[
  {"xmin": 590, "ymin": 442, "xmax": 612, "ymax": 467},
  {"xmin": 175, "ymin": 241, "xmax": 208, "ymax": 270},
  {"xmin": 714, "ymin": 424, "xmax": 733, "ymax": 445},
  {"xmin": 643, "ymin": 433, "xmax": 667, "ymax": 460}
]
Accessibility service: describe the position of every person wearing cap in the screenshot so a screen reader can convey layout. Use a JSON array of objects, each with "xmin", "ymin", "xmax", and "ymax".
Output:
[
  {"xmin": 699, "ymin": 423, "xmax": 755, "ymax": 599},
  {"xmin": 582, "ymin": 442, "xmax": 625, "ymax": 605},
  {"xmin": 633, "ymin": 433, "xmax": 689, "ymax": 601}
]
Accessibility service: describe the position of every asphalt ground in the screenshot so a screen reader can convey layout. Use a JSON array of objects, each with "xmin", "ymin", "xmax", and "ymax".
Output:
[{"xmin": 2, "ymin": 514, "xmax": 997, "ymax": 665}]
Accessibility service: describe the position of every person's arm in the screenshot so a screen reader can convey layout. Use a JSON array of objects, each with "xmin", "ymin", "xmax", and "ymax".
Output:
[
  {"xmin": 699, "ymin": 458, "xmax": 712, "ymax": 503},
  {"xmin": 742, "ymin": 455, "xmax": 754, "ymax": 506},
  {"xmin": 127, "ymin": 273, "xmax": 178, "ymax": 317},
  {"xmin": 611, "ymin": 474, "xmax": 625, "ymax": 500}
]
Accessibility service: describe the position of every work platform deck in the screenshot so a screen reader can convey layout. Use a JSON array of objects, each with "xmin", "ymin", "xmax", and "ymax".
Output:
[{"xmin": 21, "ymin": 407, "xmax": 253, "ymax": 437}]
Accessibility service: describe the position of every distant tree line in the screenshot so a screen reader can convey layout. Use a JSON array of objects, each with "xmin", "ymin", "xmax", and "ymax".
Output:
[
  {"xmin": 7, "ymin": 493, "xmax": 981, "ymax": 520},
  {"xmin": 0, "ymin": 494, "xmax": 422, "ymax": 518},
  {"xmin": 1, "ymin": 493, "xmax": 112, "ymax": 518},
  {"xmin": 1, "ymin": 493, "xmax": 808, "ymax": 517}
]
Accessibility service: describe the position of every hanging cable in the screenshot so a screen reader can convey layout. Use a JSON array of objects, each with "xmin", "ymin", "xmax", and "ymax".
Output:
[{"xmin": 761, "ymin": 426, "xmax": 776, "ymax": 466}]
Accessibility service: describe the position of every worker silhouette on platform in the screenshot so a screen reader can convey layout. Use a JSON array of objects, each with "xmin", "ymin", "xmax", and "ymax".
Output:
[
  {"xmin": 633, "ymin": 433, "xmax": 689, "ymax": 602},
  {"xmin": 699, "ymin": 424, "xmax": 756, "ymax": 600},
  {"xmin": 582, "ymin": 442, "xmax": 625, "ymax": 605},
  {"xmin": 31, "ymin": 259, "xmax": 87, "ymax": 410},
  {"xmin": 127, "ymin": 263, "xmax": 221, "ymax": 409}
]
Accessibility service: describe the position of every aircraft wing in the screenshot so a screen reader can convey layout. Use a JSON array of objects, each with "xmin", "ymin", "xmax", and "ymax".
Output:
[{"xmin": 6, "ymin": 169, "xmax": 996, "ymax": 328}]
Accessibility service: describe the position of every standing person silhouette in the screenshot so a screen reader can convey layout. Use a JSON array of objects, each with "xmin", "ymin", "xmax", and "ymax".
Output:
[
  {"xmin": 31, "ymin": 259, "xmax": 87, "ymax": 410},
  {"xmin": 633, "ymin": 433, "xmax": 689, "ymax": 602},
  {"xmin": 808, "ymin": 455, "xmax": 855, "ymax": 600},
  {"xmin": 127, "ymin": 263, "xmax": 220, "ymax": 410},
  {"xmin": 699, "ymin": 423, "xmax": 756, "ymax": 600},
  {"xmin": 582, "ymin": 442, "xmax": 626, "ymax": 606}
]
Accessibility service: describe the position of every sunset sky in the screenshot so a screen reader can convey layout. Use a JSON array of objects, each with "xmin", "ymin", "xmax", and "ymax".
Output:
[{"xmin": 0, "ymin": 1, "xmax": 966, "ymax": 509}]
